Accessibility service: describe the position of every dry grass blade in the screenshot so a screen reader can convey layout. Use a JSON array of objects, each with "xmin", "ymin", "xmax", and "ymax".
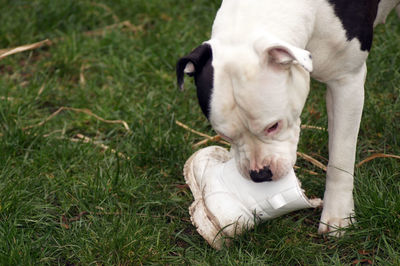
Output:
[
  {"xmin": 192, "ymin": 136, "xmax": 220, "ymax": 148},
  {"xmin": 293, "ymin": 166, "xmax": 319, "ymax": 176},
  {"xmin": 36, "ymin": 84, "xmax": 45, "ymax": 98},
  {"xmin": 93, "ymin": 211, "xmax": 122, "ymax": 216},
  {"xmin": 80, "ymin": 64, "xmax": 87, "ymax": 86},
  {"xmin": 42, "ymin": 129, "xmax": 64, "ymax": 138},
  {"xmin": 177, "ymin": 120, "xmax": 328, "ymax": 172},
  {"xmin": 74, "ymin": 134, "xmax": 130, "ymax": 160},
  {"xmin": 0, "ymin": 96, "xmax": 15, "ymax": 101},
  {"xmin": 192, "ymin": 135, "xmax": 230, "ymax": 148},
  {"xmin": 175, "ymin": 120, "xmax": 213, "ymax": 139},
  {"xmin": 48, "ymin": 21, "xmax": 142, "ymax": 44},
  {"xmin": 0, "ymin": 22, "xmax": 141, "ymax": 61},
  {"xmin": 23, "ymin": 106, "xmax": 131, "ymax": 132},
  {"xmin": 297, "ymin": 152, "xmax": 327, "ymax": 172},
  {"xmin": 90, "ymin": 2, "xmax": 120, "ymax": 23},
  {"xmin": 175, "ymin": 120, "xmax": 229, "ymax": 147},
  {"xmin": 301, "ymin": 124, "xmax": 327, "ymax": 131},
  {"xmin": 0, "ymin": 39, "xmax": 52, "ymax": 60},
  {"xmin": 82, "ymin": 20, "xmax": 142, "ymax": 38},
  {"xmin": 356, "ymin": 153, "xmax": 400, "ymax": 168},
  {"xmin": 43, "ymin": 132, "xmax": 130, "ymax": 160}
]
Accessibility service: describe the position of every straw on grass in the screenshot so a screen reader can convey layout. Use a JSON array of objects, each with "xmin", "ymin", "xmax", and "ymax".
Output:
[
  {"xmin": 72, "ymin": 134, "xmax": 130, "ymax": 160},
  {"xmin": 192, "ymin": 135, "xmax": 230, "ymax": 148},
  {"xmin": 297, "ymin": 152, "xmax": 327, "ymax": 172},
  {"xmin": 176, "ymin": 120, "xmax": 327, "ymax": 172},
  {"xmin": 294, "ymin": 166, "xmax": 319, "ymax": 176},
  {"xmin": 89, "ymin": 2, "xmax": 120, "ymax": 23},
  {"xmin": 356, "ymin": 153, "xmax": 400, "ymax": 168},
  {"xmin": 175, "ymin": 120, "xmax": 400, "ymax": 173},
  {"xmin": 23, "ymin": 106, "xmax": 131, "ymax": 132},
  {"xmin": 81, "ymin": 20, "xmax": 142, "ymax": 38},
  {"xmin": 301, "ymin": 125, "xmax": 326, "ymax": 131},
  {"xmin": 175, "ymin": 120, "xmax": 214, "ymax": 139},
  {"xmin": 0, "ymin": 39, "xmax": 52, "ymax": 60},
  {"xmin": 0, "ymin": 96, "xmax": 15, "ymax": 101},
  {"xmin": 0, "ymin": 21, "xmax": 142, "ymax": 60}
]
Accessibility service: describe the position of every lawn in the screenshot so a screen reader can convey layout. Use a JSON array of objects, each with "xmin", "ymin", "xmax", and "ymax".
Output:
[{"xmin": 0, "ymin": 0, "xmax": 399, "ymax": 264}]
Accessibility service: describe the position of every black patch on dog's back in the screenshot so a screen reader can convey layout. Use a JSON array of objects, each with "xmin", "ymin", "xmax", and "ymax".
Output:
[{"xmin": 327, "ymin": 0, "xmax": 380, "ymax": 51}]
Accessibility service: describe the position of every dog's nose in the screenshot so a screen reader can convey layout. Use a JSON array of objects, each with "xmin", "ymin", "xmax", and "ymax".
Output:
[{"xmin": 249, "ymin": 166, "xmax": 273, "ymax": 182}]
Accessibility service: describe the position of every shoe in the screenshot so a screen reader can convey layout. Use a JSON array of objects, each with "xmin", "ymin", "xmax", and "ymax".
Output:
[{"xmin": 184, "ymin": 146, "xmax": 322, "ymax": 249}]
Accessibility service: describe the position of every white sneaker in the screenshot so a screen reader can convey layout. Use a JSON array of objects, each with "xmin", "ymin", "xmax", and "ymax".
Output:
[{"xmin": 184, "ymin": 146, "xmax": 322, "ymax": 249}]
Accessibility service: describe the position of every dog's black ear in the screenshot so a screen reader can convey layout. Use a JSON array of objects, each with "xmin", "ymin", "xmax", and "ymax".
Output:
[{"xmin": 176, "ymin": 43, "xmax": 212, "ymax": 90}]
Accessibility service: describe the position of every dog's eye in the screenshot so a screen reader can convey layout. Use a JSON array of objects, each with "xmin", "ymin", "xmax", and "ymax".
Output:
[{"xmin": 264, "ymin": 121, "xmax": 280, "ymax": 135}]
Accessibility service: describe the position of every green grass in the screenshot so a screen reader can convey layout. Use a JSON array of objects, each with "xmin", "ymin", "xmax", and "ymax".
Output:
[{"xmin": 0, "ymin": 0, "xmax": 399, "ymax": 264}]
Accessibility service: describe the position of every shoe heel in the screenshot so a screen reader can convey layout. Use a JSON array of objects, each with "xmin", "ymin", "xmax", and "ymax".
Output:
[{"xmin": 189, "ymin": 199, "xmax": 228, "ymax": 250}]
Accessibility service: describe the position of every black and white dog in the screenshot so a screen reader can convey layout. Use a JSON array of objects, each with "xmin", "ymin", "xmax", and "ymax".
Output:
[{"xmin": 177, "ymin": 0, "xmax": 400, "ymax": 235}]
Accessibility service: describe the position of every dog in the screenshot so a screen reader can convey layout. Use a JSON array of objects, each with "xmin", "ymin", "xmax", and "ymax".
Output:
[{"xmin": 176, "ymin": 0, "xmax": 400, "ymax": 236}]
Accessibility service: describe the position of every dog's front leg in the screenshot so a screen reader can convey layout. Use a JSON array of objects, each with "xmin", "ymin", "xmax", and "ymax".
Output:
[{"xmin": 318, "ymin": 63, "xmax": 367, "ymax": 236}]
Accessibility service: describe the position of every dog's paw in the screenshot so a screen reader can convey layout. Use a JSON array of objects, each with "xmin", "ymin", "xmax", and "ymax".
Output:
[
  {"xmin": 318, "ymin": 216, "xmax": 354, "ymax": 237},
  {"xmin": 318, "ymin": 192, "xmax": 355, "ymax": 237}
]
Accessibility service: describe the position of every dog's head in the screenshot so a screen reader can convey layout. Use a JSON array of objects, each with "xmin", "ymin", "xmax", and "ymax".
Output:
[{"xmin": 177, "ymin": 35, "xmax": 312, "ymax": 182}]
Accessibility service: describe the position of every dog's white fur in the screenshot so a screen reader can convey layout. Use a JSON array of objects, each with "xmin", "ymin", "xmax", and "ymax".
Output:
[{"xmin": 202, "ymin": 0, "xmax": 400, "ymax": 235}]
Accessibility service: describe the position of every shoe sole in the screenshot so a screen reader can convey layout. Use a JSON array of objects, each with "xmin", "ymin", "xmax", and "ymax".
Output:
[{"xmin": 183, "ymin": 146, "xmax": 231, "ymax": 249}]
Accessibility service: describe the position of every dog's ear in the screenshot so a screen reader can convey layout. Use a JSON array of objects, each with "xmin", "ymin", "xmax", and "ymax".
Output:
[
  {"xmin": 254, "ymin": 36, "xmax": 313, "ymax": 72},
  {"xmin": 176, "ymin": 43, "xmax": 212, "ymax": 90}
]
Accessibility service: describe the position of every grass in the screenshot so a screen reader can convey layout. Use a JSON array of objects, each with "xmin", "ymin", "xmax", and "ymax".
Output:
[{"xmin": 0, "ymin": 0, "xmax": 399, "ymax": 264}]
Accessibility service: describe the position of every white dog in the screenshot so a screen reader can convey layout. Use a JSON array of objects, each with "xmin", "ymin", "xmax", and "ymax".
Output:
[{"xmin": 177, "ymin": 0, "xmax": 400, "ymax": 235}]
